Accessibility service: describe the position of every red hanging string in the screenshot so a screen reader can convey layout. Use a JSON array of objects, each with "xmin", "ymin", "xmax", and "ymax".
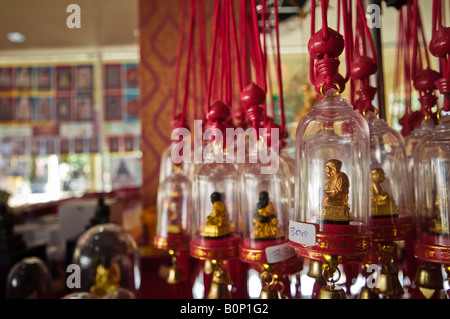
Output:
[
  {"xmin": 181, "ymin": 0, "xmax": 196, "ymax": 120},
  {"xmin": 172, "ymin": 0, "xmax": 188, "ymax": 125},
  {"xmin": 273, "ymin": 0, "xmax": 286, "ymax": 137},
  {"xmin": 196, "ymin": 0, "xmax": 207, "ymax": 120},
  {"xmin": 206, "ymin": 0, "xmax": 221, "ymax": 113},
  {"xmin": 228, "ymin": 0, "xmax": 243, "ymax": 93},
  {"xmin": 430, "ymin": 0, "xmax": 450, "ymax": 113}
]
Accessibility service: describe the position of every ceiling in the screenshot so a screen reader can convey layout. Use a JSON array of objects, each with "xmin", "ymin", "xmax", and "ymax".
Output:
[
  {"xmin": 0, "ymin": 0, "xmax": 139, "ymax": 55},
  {"xmin": 0, "ymin": 0, "xmax": 437, "ymax": 56}
]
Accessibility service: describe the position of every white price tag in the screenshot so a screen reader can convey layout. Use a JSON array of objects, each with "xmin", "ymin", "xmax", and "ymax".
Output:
[
  {"xmin": 289, "ymin": 220, "xmax": 316, "ymax": 246},
  {"xmin": 265, "ymin": 242, "xmax": 296, "ymax": 264}
]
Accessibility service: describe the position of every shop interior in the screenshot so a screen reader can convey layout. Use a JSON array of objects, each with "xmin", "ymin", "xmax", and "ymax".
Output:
[{"xmin": 0, "ymin": 0, "xmax": 449, "ymax": 300}]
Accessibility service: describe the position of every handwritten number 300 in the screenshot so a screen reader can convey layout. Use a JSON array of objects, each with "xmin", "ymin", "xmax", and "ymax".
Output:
[{"xmin": 290, "ymin": 227, "xmax": 308, "ymax": 237}]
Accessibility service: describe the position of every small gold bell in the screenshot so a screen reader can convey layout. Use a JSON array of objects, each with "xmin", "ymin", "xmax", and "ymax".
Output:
[
  {"xmin": 259, "ymin": 287, "xmax": 278, "ymax": 299},
  {"xmin": 318, "ymin": 285, "xmax": 347, "ymax": 299},
  {"xmin": 414, "ymin": 262, "xmax": 443, "ymax": 299},
  {"xmin": 373, "ymin": 270, "xmax": 404, "ymax": 297},
  {"xmin": 307, "ymin": 259, "xmax": 324, "ymax": 280},
  {"xmin": 206, "ymin": 261, "xmax": 232, "ymax": 299},
  {"xmin": 166, "ymin": 250, "xmax": 184, "ymax": 284},
  {"xmin": 166, "ymin": 264, "xmax": 184, "ymax": 284},
  {"xmin": 358, "ymin": 285, "xmax": 380, "ymax": 299},
  {"xmin": 414, "ymin": 263, "xmax": 443, "ymax": 290}
]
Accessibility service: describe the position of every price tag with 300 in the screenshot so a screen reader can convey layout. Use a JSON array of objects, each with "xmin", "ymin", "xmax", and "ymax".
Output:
[{"xmin": 288, "ymin": 220, "xmax": 316, "ymax": 246}]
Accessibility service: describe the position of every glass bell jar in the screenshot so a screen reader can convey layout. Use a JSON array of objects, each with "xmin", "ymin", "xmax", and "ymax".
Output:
[
  {"xmin": 239, "ymin": 138, "xmax": 291, "ymax": 259},
  {"xmin": 239, "ymin": 138, "xmax": 303, "ymax": 299},
  {"xmin": 189, "ymin": 114, "xmax": 240, "ymax": 299},
  {"xmin": 72, "ymin": 223, "xmax": 141, "ymax": 298},
  {"xmin": 404, "ymin": 118, "xmax": 436, "ymax": 187},
  {"xmin": 190, "ymin": 151, "xmax": 240, "ymax": 260},
  {"xmin": 363, "ymin": 110, "xmax": 415, "ymax": 298},
  {"xmin": 6, "ymin": 257, "xmax": 52, "ymax": 299},
  {"xmin": 413, "ymin": 117, "xmax": 450, "ymax": 268},
  {"xmin": 154, "ymin": 166, "xmax": 192, "ymax": 251},
  {"xmin": 291, "ymin": 92, "xmax": 371, "ymax": 263},
  {"xmin": 366, "ymin": 111, "xmax": 414, "ymax": 243}
]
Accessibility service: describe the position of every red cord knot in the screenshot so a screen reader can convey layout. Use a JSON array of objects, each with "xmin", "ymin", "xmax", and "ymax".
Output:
[
  {"xmin": 350, "ymin": 56, "xmax": 377, "ymax": 80},
  {"xmin": 261, "ymin": 117, "xmax": 288, "ymax": 150},
  {"xmin": 308, "ymin": 27, "xmax": 345, "ymax": 60},
  {"xmin": 413, "ymin": 68, "xmax": 440, "ymax": 116},
  {"xmin": 315, "ymin": 57, "xmax": 340, "ymax": 80},
  {"xmin": 354, "ymin": 86, "xmax": 377, "ymax": 115},
  {"xmin": 435, "ymin": 77, "xmax": 450, "ymax": 111},
  {"xmin": 308, "ymin": 27, "xmax": 345, "ymax": 96},
  {"xmin": 205, "ymin": 100, "xmax": 232, "ymax": 146},
  {"xmin": 429, "ymin": 27, "xmax": 450, "ymax": 58},
  {"xmin": 240, "ymin": 82, "xmax": 266, "ymax": 136},
  {"xmin": 314, "ymin": 72, "xmax": 346, "ymax": 97},
  {"xmin": 414, "ymin": 68, "xmax": 441, "ymax": 94}
]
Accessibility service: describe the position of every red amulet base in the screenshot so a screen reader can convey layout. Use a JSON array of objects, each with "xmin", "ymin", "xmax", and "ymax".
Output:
[
  {"xmin": 290, "ymin": 223, "xmax": 372, "ymax": 263},
  {"xmin": 190, "ymin": 233, "xmax": 240, "ymax": 261}
]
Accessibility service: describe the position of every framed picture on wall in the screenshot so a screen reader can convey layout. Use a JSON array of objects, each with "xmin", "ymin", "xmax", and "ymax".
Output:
[
  {"xmin": 76, "ymin": 65, "xmax": 93, "ymax": 91},
  {"xmin": 14, "ymin": 96, "xmax": 33, "ymax": 121},
  {"xmin": 74, "ymin": 138, "xmax": 85, "ymax": 153},
  {"xmin": 0, "ymin": 67, "xmax": 13, "ymax": 90},
  {"xmin": 108, "ymin": 136, "xmax": 120, "ymax": 153},
  {"xmin": 124, "ymin": 94, "xmax": 139, "ymax": 121},
  {"xmin": 56, "ymin": 97, "xmax": 72, "ymax": 121},
  {"xmin": 56, "ymin": 66, "xmax": 72, "ymax": 91},
  {"xmin": 35, "ymin": 66, "xmax": 52, "ymax": 90},
  {"xmin": 0, "ymin": 97, "xmax": 12, "ymax": 121},
  {"xmin": 75, "ymin": 94, "xmax": 93, "ymax": 121},
  {"xmin": 125, "ymin": 63, "xmax": 139, "ymax": 89},
  {"xmin": 33, "ymin": 97, "xmax": 52, "ymax": 121},
  {"xmin": 15, "ymin": 67, "xmax": 32, "ymax": 90},
  {"xmin": 60, "ymin": 138, "xmax": 70, "ymax": 154},
  {"xmin": 124, "ymin": 135, "xmax": 134, "ymax": 152},
  {"xmin": 104, "ymin": 95, "xmax": 122, "ymax": 121},
  {"xmin": 12, "ymin": 138, "xmax": 27, "ymax": 155},
  {"xmin": 105, "ymin": 64, "xmax": 121, "ymax": 89},
  {"xmin": 45, "ymin": 138, "xmax": 56, "ymax": 155},
  {"xmin": 31, "ymin": 138, "xmax": 41, "ymax": 155}
]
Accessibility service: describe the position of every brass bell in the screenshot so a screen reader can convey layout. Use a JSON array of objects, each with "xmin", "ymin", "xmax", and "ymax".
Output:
[
  {"xmin": 207, "ymin": 281, "xmax": 231, "ymax": 299},
  {"xmin": 166, "ymin": 250, "xmax": 184, "ymax": 284},
  {"xmin": 414, "ymin": 262, "xmax": 443, "ymax": 299},
  {"xmin": 358, "ymin": 285, "xmax": 380, "ymax": 299},
  {"xmin": 414, "ymin": 263, "xmax": 443, "ymax": 290},
  {"xmin": 206, "ymin": 261, "xmax": 232, "ymax": 299},
  {"xmin": 307, "ymin": 259, "xmax": 324, "ymax": 280},
  {"xmin": 373, "ymin": 270, "xmax": 404, "ymax": 297},
  {"xmin": 166, "ymin": 264, "xmax": 184, "ymax": 284},
  {"xmin": 259, "ymin": 287, "xmax": 278, "ymax": 299},
  {"xmin": 204, "ymin": 260, "xmax": 214, "ymax": 275},
  {"xmin": 318, "ymin": 285, "xmax": 347, "ymax": 299}
]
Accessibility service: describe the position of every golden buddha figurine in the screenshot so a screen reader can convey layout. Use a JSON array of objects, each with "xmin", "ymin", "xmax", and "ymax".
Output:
[
  {"xmin": 321, "ymin": 159, "xmax": 353, "ymax": 224},
  {"xmin": 430, "ymin": 196, "xmax": 449, "ymax": 235},
  {"xmin": 201, "ymin": 192, "xmax": 233, "ymax": 238},
  {"xmin": 252, "ymin": 191, "xmax": 284, "ymax": 240},
  {"xmin": 90, "ymin": 263, "xmax": 121, "ymax": 297},
  {"xmin": 163, "ymin": 187, "xmax": 183, "ymax": 234},
  {"xmin": 370, "ymin": 168, "xmax": 399, "ymax": 218}
]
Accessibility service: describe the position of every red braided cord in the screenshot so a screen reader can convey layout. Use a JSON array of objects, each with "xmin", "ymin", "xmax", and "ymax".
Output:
[
  {"xmin": 172, "ymin": 0, "xmax": 187, "ymax": 123},
  {"xmin": 181, "ymin": 0, "xmax": 196, "ymax": 120},
  {"xmin": 206, "ymin": 0, "xmax": 221, "ymax": 112}
]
